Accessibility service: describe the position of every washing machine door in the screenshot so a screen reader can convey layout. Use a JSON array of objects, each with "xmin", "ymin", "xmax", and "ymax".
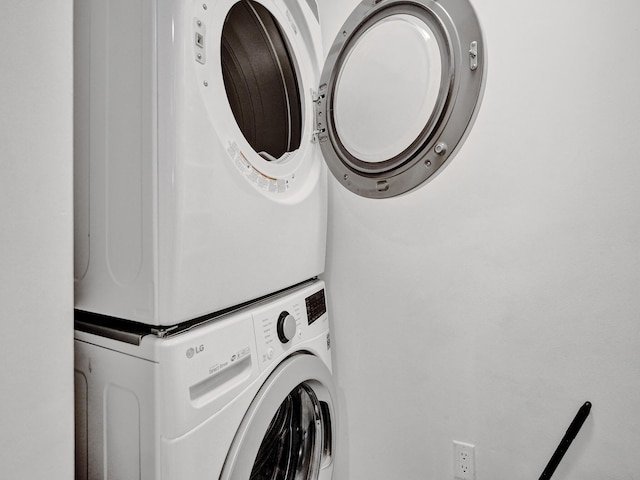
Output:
[
  {"xmin": 221, "ymin": 354, "xmax": 336, "ymax": 480},
  {"xmin": 316, "ymin": 0, "xmax": 486, "ymax": 198}
]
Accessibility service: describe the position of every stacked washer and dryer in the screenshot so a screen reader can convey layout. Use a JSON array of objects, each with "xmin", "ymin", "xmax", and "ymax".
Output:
[{"xmin": 73, "ymin": 0, "xmax": 485, "ymax": 478}]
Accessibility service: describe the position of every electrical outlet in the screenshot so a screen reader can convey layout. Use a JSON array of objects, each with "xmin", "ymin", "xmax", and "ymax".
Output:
[{"xmin": 453, "ymin": 441, "xmax": 475, "ymax": 479}]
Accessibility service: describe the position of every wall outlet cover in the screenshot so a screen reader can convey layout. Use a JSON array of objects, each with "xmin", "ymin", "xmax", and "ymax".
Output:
[{"xmin": 453, "ymin": 441, "xmax": 475, "ymax": 480}]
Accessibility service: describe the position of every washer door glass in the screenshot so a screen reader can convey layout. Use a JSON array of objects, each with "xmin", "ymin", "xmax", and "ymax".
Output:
[
  {"xmin": 317, "ymin": 0, "xmax": 486, "ymax": 198},
  {"xmin": 250, "ymin": 384, "xmax": 329, "ymax": 480},
  {"xmin": 221, "ymin": 355, "xmax": 336, "ymax": 480}
]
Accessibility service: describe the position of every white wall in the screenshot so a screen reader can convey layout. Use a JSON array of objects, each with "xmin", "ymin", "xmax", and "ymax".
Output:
[
  {"xmin": 321, "ymin": 1, "xmax": 640, "ymax": 479},
  {"xmin": 0, "ymin": 1, "xmax": 74, "ymax": 478}
]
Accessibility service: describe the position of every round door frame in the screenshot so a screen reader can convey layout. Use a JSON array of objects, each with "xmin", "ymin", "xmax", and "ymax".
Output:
[
  {"xmin": 220, "ymin": 353, "xmax": 337, "ymax": 480},
  {"xmin": 316, "ymin": 0, "xmax": 486, "ymax": 198}
]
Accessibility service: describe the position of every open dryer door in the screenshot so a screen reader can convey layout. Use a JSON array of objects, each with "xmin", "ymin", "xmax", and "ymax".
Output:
[
  {"xmin": 217, "ymin": 0, "xmax": 485, "ymax": 200},
  {"xmin": 316, "ymin": 0, "xmax": 486, "ymax": 198}
]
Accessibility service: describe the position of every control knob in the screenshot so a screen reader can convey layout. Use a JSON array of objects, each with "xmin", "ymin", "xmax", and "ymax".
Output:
[{"xmin": 277, "ymin": 311, "xmax": 297, "ymax": 344}]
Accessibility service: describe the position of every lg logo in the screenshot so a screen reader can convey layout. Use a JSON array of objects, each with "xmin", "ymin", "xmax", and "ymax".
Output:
[{"xmin": 186, "ymin": 345, "xmax": 205, "ymax": 359}]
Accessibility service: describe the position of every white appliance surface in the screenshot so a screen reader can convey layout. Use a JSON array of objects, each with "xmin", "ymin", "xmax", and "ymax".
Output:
[
  {"xmin": 74, "ymin": 0, "xmax": 327, "ymax": 326},
  {"xmin": 74, "ymin": 0, "xmax": 485, "ymax": 326},
  {"xmin": 75, "ymin": 280, "xmax": 336, "ymax": 480}
]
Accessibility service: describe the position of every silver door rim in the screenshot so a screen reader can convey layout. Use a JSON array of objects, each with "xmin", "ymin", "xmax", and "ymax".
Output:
[{"xmin": 316, "ymin": 0, "xmax": 486, "ymax": 198}]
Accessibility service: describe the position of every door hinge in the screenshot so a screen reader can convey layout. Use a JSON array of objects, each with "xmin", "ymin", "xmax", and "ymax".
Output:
[{"xmin": 312, "ymin": 87, "xmax": 328, "ymax": 143}]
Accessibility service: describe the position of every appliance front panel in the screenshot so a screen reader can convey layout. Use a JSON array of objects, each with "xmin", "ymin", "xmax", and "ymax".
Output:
[{"xmin": 75, "ymin": 0, "xmax": 329, "ymax": 326}]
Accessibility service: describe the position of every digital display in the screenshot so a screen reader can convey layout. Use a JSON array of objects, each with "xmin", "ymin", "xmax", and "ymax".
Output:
[{"xmin": 305, "ymin": 289, "xmax": 326, "ymax": 325}]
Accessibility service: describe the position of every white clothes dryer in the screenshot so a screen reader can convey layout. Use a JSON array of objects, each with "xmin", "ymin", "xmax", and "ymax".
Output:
[
  {"xmin": 74, "ymin": 0, "xmax": 486, "ymax": 326},
  {"xmin": 75, "ymin": 280, "xmax": 336, "ymax": 480}
]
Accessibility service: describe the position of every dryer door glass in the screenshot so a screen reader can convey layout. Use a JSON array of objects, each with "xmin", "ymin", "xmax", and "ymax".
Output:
[
  {"xmin": 317, "ymin": 0, "xmax": 486, "ymax": 198},
  {"xmin": 333, "ymin": 14, "xmax": 442, "ymax": 164},
  {"xmin": 221, "ymin": 0, "xmax": 302, "ymax": 162}
]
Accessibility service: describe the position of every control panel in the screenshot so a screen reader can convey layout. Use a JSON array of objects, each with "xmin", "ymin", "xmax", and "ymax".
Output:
[{"xmin": 253, "ymin": 284, "xmax": 328, "ymax": 369}]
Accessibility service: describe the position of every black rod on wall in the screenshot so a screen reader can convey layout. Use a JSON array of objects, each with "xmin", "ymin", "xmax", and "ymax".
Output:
[{"xmin": 539, "ymin": 401, "xmax": 592, "ymax": 480}]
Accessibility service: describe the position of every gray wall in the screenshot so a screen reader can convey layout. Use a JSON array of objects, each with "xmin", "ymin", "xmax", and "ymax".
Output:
[
  {"xmin": 1, "ymin": 0, "xmax": 638, "ymax": 478},
  {"xmin": 0, "ymin": 1, "xmax": 74, "ymax": 478},
  {"xmin": 321, "ymin": 0, "xmax": 640, "ymax": 479}
]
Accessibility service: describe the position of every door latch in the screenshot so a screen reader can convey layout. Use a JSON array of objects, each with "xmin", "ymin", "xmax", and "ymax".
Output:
[{"xmin": 469, "ymin": 41, "xmax": 478, "ymax": 71}]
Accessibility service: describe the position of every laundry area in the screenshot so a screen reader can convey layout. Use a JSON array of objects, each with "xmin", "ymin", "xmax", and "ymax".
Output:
[{"xmin": 2, "ymin": 0, "xmax": 640, "ymax": 479}]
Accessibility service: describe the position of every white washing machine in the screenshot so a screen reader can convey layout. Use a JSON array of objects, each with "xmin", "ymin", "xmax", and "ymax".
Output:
[
  {"xmin": 75, "ymin": 280, "xmax": 336, "ymax": 480},
  {"xmin": 74, "ymin": 0, "xmax": 486, "ymax": 327}
]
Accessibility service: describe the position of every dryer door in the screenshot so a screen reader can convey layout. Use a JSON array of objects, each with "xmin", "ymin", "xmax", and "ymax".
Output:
[
  {"xmin": 221, "ymin": 354, "xmax": 336, "ymax": 480},
  {"xmin": 316, "ymin": 0, "xmax": 486, "ymax": 198}
]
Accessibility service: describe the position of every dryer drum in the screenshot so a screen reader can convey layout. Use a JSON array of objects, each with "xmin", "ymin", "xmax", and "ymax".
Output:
[{"xmin": 221, "ymin": 0, "xmax": 302, "ymax": 162}]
